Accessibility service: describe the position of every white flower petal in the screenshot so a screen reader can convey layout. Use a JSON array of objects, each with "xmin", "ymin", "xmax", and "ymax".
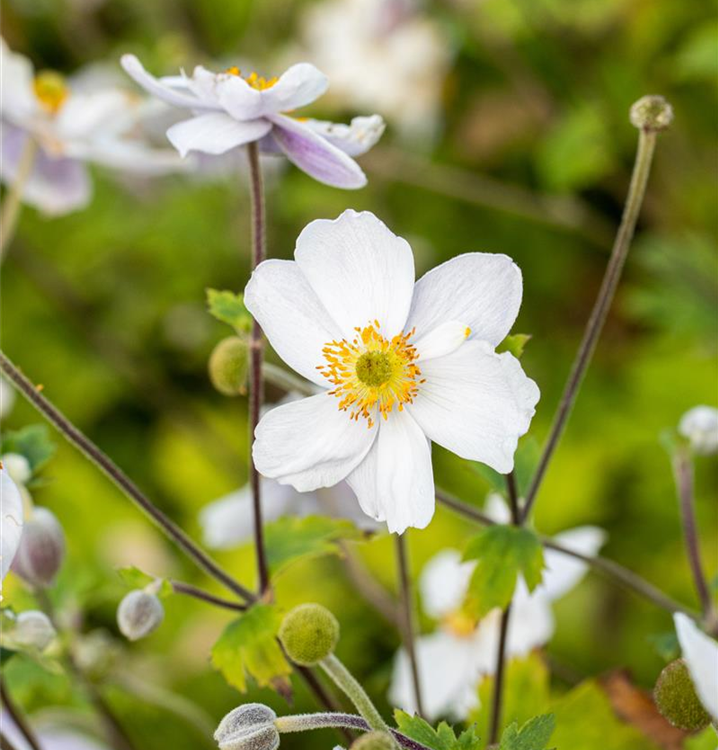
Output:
[
  {"xmin": 253, "ymin": 393, "xmax": 377, "ymax": 492},
  {"xmin": 55, "ymin": 90, "xmax": 135, "ymax": 141},
  {"xmin": 407, "ymin": 253, "xmax": 523, "ymax": 347},
  {"xmin": 1, "ymin": 467, "xmax": 24, "ymax": 588},
  {"xmin": 507, "ymin": 583, "xmax": 555, "ymax": 656},
  {"xmin": 541, "ymin": 526, "xmax": 606, "ymax": 602},
  {"xmin": 260, "ymin": 63, "xmax": 328, "ymax": 114},
  {"xmin": 244, "ymin": 259, "xmax": 342, "ymax": 387},
  {"xmin": 389, "ymin": 631, "xmax": 479, "ymax": 722},
  {"xmin": 212, "ymin": 72, "xmax": 265, "ymax": 120},
  {"xmin": 346, "ymin": 409, "xmax": 434, "ymax": 534},
  {"xmin": 303, "ymin": 115, "xmax": 385, "ymax": 157},
  {"xmin": 419, "ymin": 549, "xmax": 475, "ymax": 620},
  {"xmin": 484, "ymin": 492, "xmax": 512, "ymax": 524},
  {"xmin": 0, "ymin": 378, "xmax": 15, "ymax": 419},
  {"xmin": 674, "ymin": 613, "xmax": 718, "ymax": 721},
  {"xmin": 0, "ymin": 38, "xmax": 38, "ymax": 125},
  {"xmin": 415, "ymin": 320, "xmax": 471, "ymax": 361},
  {"xmin": 294, "ymin": 210, "xmax": 415, "ymax": 339},
  {"xmin": 121, "ymin": 54, "xmax": 216, "ymax": 111},
  {"xmin": 72, "ymin": 139, "xmax": 188, "ymax": 174},
  {"xmin": 269, "ymin": 114, "xmax": 368, "ymax": 189},
  {"xmin": 409, "ymin": 341, "xmax": 539, "ymax": 474},
  {"xmin": 166, "ymin": 113, "xmax": 271, "ymax": 157}
]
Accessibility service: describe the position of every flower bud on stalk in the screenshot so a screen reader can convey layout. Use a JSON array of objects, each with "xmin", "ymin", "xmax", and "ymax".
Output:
[
  {"xmin": 678, "ymin": 406, "xmax": 718, "ymax": 456},
  {"xmin": 214, "ymin": 704, "xmax": 279, "ymax": 750},
  {"xmin": 351, "ymin": 732, "xmax": 396, "ymax": 750},
  {"xmin": 278, "ymin": 603, "xmax": 340, "ymax": 666},
  {"xmin": 11, "ymin": 610, "xmax": 56, "ymax": 651},
  {"xmin": 209, "ymin": 336, "xmax": 250, "ymax": 396},
  {"xmin": 12, "ymin": 506, "xmax": 66, "ymax": 588},
  {"xmin": 629, "ymin": 95, "xmax": 674, "ymax": 132},
  {"xmin": 117, "ymin": 589, "xmax": 164, "ymax": 641},
  {"xmin": 654, "ymin": 659, "xmax": 710, "ymax": 731}
]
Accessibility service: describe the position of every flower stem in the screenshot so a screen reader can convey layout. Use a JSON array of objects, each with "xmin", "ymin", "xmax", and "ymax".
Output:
[
  {"xmin": 0, "ymin": 349, "xmax": 255, "ymax": 604},
  {"xmin": 0, "ymin": 136, "xmax": 37, "ymax": 263},
  {"xmin": 672, "ymin": 447, "xmax": 715, "ymax": 623},
  {"xmin": 170, "ymin": 580, "xmax": 248, "ymax": 612},
  {"xmin": 521, "ymin": 125, "xmax": 660, "ymax": 524},
  {"xmin": 319, "ymin": 654, "xmax": 395, "ymax": 742},
  {"xmin": 0, "ymin": 677, "xmax": 42, "ymax": 750},
  {"xmin": 246, "ymin": 140, "xmax": 270, "ymax": 597},
  {"xmin": 395, "ymin": 534, "xmax": 424, "ymax": 717}
]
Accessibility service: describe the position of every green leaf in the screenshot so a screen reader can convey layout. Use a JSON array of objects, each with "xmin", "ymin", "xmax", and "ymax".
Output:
[
  {"xmin": 497, "ymin": 334, "xmax": 532, "ymax": 359},
  {"xmin": 115, "ymin": 566, "xmax": 172, "ymax": 598},
  {"xmin": 499, "ymin": 714, "xmax": 555, "ymax": 750},
  {"xmin": 1, "ymin": 425, "xmax": 56, "ymax": 472},
  {"xmin": 206, "ymin": 289, "xmax": 252, "ymax": 332},
  {"xmin": 463, "ymin": 525, "xmax": 544, "ymax": 617},
  {"xmin": 394, "ymin": 710, "xmax": 482, "ymax": 750},
  {"xmin": 685, "ymin": 726, "xmax": 718, "ymax": 750},
  {"xmin": 264, "ymin": 515, "xmax": 362, "ymax": 578},
  {"xmin": 211, "ymin": 605, "xmax": 290, "ymax": 693}
]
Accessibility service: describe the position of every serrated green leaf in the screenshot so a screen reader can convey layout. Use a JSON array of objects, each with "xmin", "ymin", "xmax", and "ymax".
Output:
[
  {"xmin": 394, "ymin": 710, "xmax": 482, "ymax": 750},
  {"xmin": 264, "ymin": 515, "xmax": 362, "ymax": 578},
  {"xmin": 1, "ymin": 425, "xmax": 56, "ymax": 472},
  {"xmin": 211, "ymin": 605, "xmax": 290, "ymax": 693},
  {"xmin": 463, "ymin": 525, "xmax": 544, "ymax": 616},
  {"xmin": 499, "ymin": 714, "xmax": 555, "ymax": 750},
  {"xmin": 206, "ymin": 289, "xmax": 252, "ymax": 332},
  {"xmin": 497, "ymin": 334, "xmax": 532, "ymax": 359}
]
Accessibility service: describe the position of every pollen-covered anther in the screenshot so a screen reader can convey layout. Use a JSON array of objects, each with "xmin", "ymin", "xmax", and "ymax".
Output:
[
  {"xmin": 225, "ymin": 66, "xmax": 278, "ymax": 90},
  {"xmin": 319, "ymin": 322, "xmax": 421, "ymax": 426},
  {"xmin": 33, "ymin": 71, "xmax": 68, "ymax": 114}
]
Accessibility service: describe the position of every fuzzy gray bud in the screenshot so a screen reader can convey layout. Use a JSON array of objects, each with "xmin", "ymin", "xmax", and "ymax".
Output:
[
  {"xmin": 630, "ymin": 95, "xmax": 674, "ymax": 132},
  {"xmin": 351, "ymin": 731, "xmax": 396, "ymax": 750},
  {"xmin": 12, "ymin": 610, "xmax": 56, "ymax": 651},
  {"xmin": 12, "ymin": 507, "xmax": 66, "ymax": 588},
  {"xmin": 117, "ymin": 589, "xmax": 164, "ymax": 641},
  {"xmin": 214, "ymin": 704, "xmax": 279, "ymax": 750}
]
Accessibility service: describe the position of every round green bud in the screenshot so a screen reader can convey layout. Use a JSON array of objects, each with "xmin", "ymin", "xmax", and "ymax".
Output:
[
  {"xmin": 351, "ymin": 731, "xmax": 395, "ymax": 750},
  {"xmin": 654, "ymin": 659, "xmax": 710, "ymax": 731},
  {"xmin": 629, "ymin": 95, "xmax": 674, "ymax": 132},
  {"xmin": 209, "ymin": 336, "xmax": 249, "ymax": 397},
  {"xmin": 278, "ymin": 603, "xmax": 339, "ymax": 666}
]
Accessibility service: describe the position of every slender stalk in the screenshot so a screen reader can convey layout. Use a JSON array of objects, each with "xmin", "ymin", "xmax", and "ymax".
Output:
[
  {"xmin": 672, "ymin": 448, "xmax": 714, "ymax": 619},
  {"xmin": 0, "ymin": 733, "xmax": 22, "ymax": 750},
  {"xmin": 435, "ymin": 490, "xmax": 698, "ymax": 619},
  {"xmin": 245, "ymin": 140, "xmax": 270, "ymax": 597},
  {"xmin": 521, "ymin": 126, "xmax": 659, "ymax": 524},
  {"xmin": 170, "ymin": 580, "xmax": 247, "ymax": 612},
  {"xmin": 0, "ymin": 678, "xmax": 42, "ymax": 750},
  {"xmin": 0, "ymin": 137, "xmax": 37, "ymax": 262},
  {"xmin": 294, "ymin": 666, "xmax": 354, "ymax": 745},
  {"xmin": 0, "ymin": 350, "xmax": 255, "ymax": 603},
  {"xmin": 395, "ymin": 534, "xmax": 424, "ymax": 717}
]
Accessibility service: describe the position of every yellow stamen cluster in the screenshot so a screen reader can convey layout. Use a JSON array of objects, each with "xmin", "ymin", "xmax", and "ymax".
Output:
[
  {"xmin": 318, "ymin": 322, "xmax": 423, "ymax": 428},
  {"xmin": 443, "ymin": 610, "xmax": 477, "ymax": 638},
  {"xmin": 33, "ymin": 71, "xmax": 68, "ymax": 114},
  {"xmin": 225, "ymin": 66, "xmax": 278, "ymax": 90}
]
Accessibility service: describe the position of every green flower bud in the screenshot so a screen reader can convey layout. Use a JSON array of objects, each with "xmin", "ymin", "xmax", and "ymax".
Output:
[
  {"xmin": 214, "ymin": 703, "xmax": 279, "ymax": 750},
  {"xmin": 117, "ymin": 589, "xmax": 164, "ymax": 641},
  {"xmin": 654, "ymin": 659, "xmax": 710, "ymax": 731},
  {"xmin": 278, "ymin": 603, "xmax": 339, "ymax": 666},
  {"xmin": 209, "ymin": 336, "xmax": 249, "ymax": 397},
  {"xmin": 630, "ymin": 95, "xmax": 674, "ymax": 132},
  {"xmin": 351, "ymin": 731, "xmax": 396, "ymax": 750},
  {"xmin": 12, "ymin": 507, "xmax": 66, "ymax": 588},
  {"xmin": 12, "ymin": 610, "xmax": 56, "ymax": 651}
]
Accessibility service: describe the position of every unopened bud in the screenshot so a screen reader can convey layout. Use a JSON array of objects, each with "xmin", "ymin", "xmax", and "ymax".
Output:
[
  {"xmin": 678, "ymin": 406, "xmax": 718, "ymax": 455},
  {"xmin": 117, "ymin": 589, "xmax": 164, "ymax": 641},
  {"xmin": 214, "ymin": 703, "xmax": 279, "ymax": 750},
  {"xmin": 12, "ymin": 610, "xmax": 56, "ymax": 651},
  {"xmin": 351, "ymin": 731, "xmax": 395, "ymax": 750},
  {"xmin": 12, "ymin": 507, "xmax": 65, "ymax": 588},
  {"xmin": 1, "ymin": 453, "xmax": 32, "ymax": 486},
  {"xmin": 630, "ymin": 95, "xmax": 673, "ymax": 132},
  {"xmin": 209, "ymin": 336, "xmax": 249, "ymax": 397},
  {"xmin": 278, "ymin": 603, "xmax": 339, "ymax": 666},
  {"xmin": 654, "ymin": 659, "xmax": 710, "ymax": 731},
  {"xmin": 74, "ymin": 629, "xmax": 121, "ymax": 680}
]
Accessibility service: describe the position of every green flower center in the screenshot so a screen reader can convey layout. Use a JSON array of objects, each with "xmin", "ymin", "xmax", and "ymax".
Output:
[{"xmin": 355, "ymin": 351, "xmax": 393, "ymax": 387}]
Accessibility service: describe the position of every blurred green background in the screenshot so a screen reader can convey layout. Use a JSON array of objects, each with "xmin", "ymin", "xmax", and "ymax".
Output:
[{"xmin": 1, "ymin": 0, "xmax": 717, "ymax": 747}]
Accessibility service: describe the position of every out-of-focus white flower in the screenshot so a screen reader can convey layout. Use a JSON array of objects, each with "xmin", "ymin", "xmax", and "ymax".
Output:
[
  {"xmin": 679, "ymin": 406, "xmax": 718, "ymax": 455},
  {"xmin": 389, "ymin": 497, "xmax": 606, "ymax": 720},
  {"xmin": 12, "ymin": 506, "xmax": 66, "ymax": 588},
  {"xmin": 0, "ymin": 378, "xmax": 16, "ymax": 419},
  {"xmin": 247, "ymin": 210, "xmax": 539, "ymax": 534},
  {"xmin": 1, "ymin": 452, "xmax": 32, "ymax": 486},
  {"xmin": 0, "ymin": 38, "xmax": 186, "ymax": 216},
  {"xmin": 298, "ymin": 0, "xmax": 452, "ymax": 139},
  {"xmin": 0, "ymin": 464, "xmax": 24, "ymax": 597},
  {"xmin": 674, "ymin": 613, "xmax": 718, "ymax": 721},
  {"xmin": 121, "ymin": 54, "xmax": 384, "ymax": 189},
  {"xmin": 2, "ymin": 711, "xmax": 110, "ymax": 750},
  {"xmin": 9, "ymin": 610, "xmax": 57, "ymax": 651}
]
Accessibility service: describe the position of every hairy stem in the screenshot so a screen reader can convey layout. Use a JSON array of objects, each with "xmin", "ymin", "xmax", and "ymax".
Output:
[
  {"xmin": 0, "ymin": 678, "xmax": 42, "ymax": 750},
  {"xmin": 521, "ymin": 126, "xmax": 659, "ymax": 523},
  {"xmin": 246, "ymin": 141, "xmax": 270, "ymax": 597},
  {"xmin": 170, "ymin": 580, "xmax": 248, "ymax": 612},
  {"xmin": 0, "ymin": 350, "xmax": 255, "ymax": 603},
  {"xmin": 395, "ymin": 534, "xmax": 424, "ymax": 717},
  {"xmin": 0, "ymin": 137, "xmax": 37, "ymax": 263}
]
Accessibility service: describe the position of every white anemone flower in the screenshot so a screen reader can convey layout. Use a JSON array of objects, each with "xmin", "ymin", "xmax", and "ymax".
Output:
[
  {"xmin": 674, "ymin": 613, "xmax": 718, "ymax": 722},
  {"xmin": 246, "ymin": 210, "xmax": 540, "ymax": 534},
  {"xmin": 1, "ymin": 463, "xmax": 24, "ymax": 597},
  {"xmin": 0, "ymin": 38, "xmax": 186, "ymax": 217},
  {"xmin": 678, "ymin": 406, "xmax": 718, "ymax": 456},
  {"xmin": 298, "ymin": 0, "xmax": 452, "ymax": 139},
  {"xmin": 120, "ymin": 55, "xmax": 384, "ymax": 189},
  {"xmin": 390, "ymin": 497, "xmax": 606, "ymax": 719}
]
